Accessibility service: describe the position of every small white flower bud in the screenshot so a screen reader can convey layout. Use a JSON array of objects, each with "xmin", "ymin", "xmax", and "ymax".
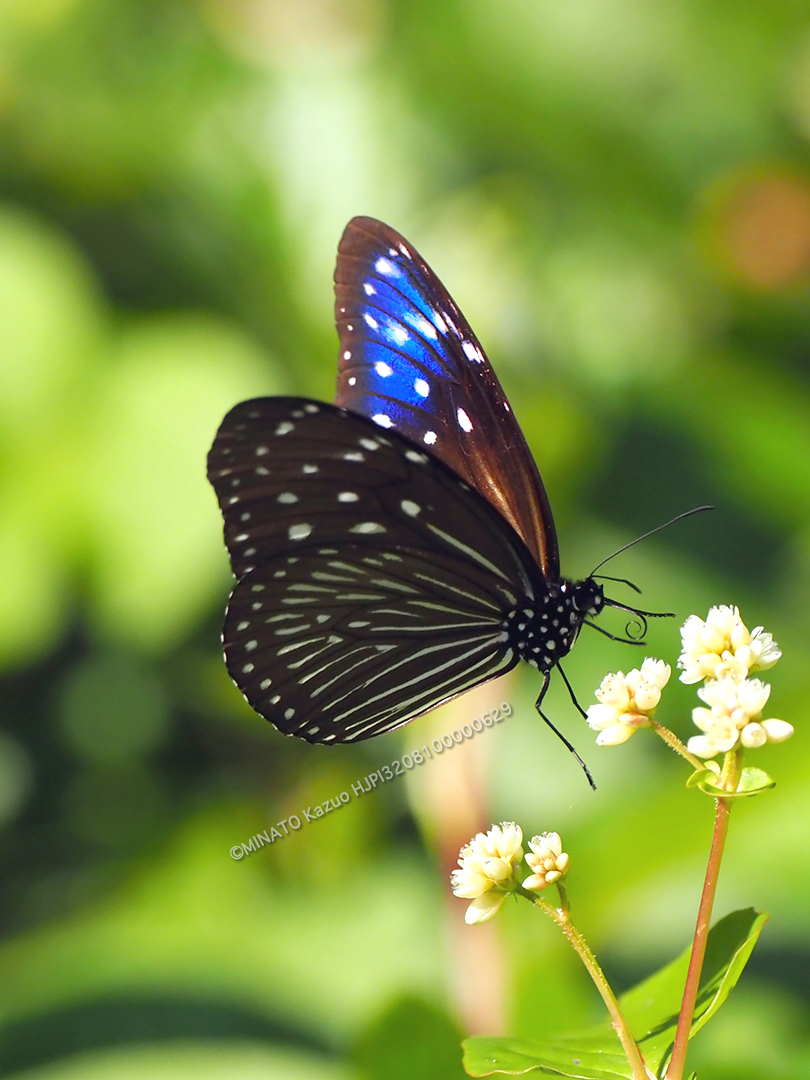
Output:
[
  {"xmin": 740, "ymin": 723, "xmax": 767, "ymax": 749},
  {"xmin": 596, "ymin": 721, "xmax": 635, "ymax": 746},
  {"xmin": 633, "ymin": 681, "xmax": 661, "ymax": 712},
  {"xmin": 687, "ymin": 734, "xmax": 720, "ymax": 759},
  {"xmin": 761, "ymin": 718, "xmax": 794, "ymax": 743},
  {"xmin": 465, "ymin": 893, "xmax": 505, "ymax": 924}
]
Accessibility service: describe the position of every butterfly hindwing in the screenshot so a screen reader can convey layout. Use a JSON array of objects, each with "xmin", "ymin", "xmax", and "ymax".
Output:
[
  {"xmin": 224, "ymin": 546, "xmax": 518, "ymax": 742},
  {"xmin": 207, "ymin": 396, "xmax": 543, "ymax": 741},
  {"xmin": 334, "ymin": 216, "xmax": 560, "ymax": 578}
]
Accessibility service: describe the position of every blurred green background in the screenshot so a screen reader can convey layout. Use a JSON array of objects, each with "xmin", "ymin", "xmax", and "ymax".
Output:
[{"xmin": 2, "ymin": 0, "xmax": 810, "ymax": 1077}]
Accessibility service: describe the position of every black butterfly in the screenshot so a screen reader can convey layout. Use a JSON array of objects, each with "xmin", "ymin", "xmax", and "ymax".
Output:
[{"xmin": 208, "ymin": 217, "xmax": 675, "ymax": 772}]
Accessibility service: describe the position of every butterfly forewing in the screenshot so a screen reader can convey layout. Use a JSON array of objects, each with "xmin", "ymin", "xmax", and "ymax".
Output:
[
  {"xmin": 334, "ymin": 215, "xmax": 560, "ymax": 579},
  {"xmin": 207, "ymin": 397, "xmax": 542, "ymax": 741}
]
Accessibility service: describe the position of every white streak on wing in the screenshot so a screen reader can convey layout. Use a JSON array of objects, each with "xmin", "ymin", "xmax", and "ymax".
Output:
[
  {"xmin": 412, "ymin": 571, "xmax": 501, "ymax": 611},
  {"xmin": 330, "ymin": 632, "xmax": 496, "ymax": 716},
  {"xmin": 287, "ymin": 640, "xmax": 340, "ymax": 670},
  {"xmin": 425, "ymin": 523, "xmax": 514, "ymax": 584},
  {"xmin": 306, "ymin": 645, "xmax": 395, "ymax": 694},
  {"xmin": 275, "ymin": 624, "xmax": 315, "ymax": 637},
  {"xmin": 368, "ymin": 577, "xmax": 419, "ymax": 594},
  {"xmin": 341, "ymin": 651, "xmax": 510, "ymax": 741},
  {"xmin": 367, "ymin": 620, "xmax": 496, "ymax": 633},
  {"xmin": 333, "ymin": 636, "xmax": 510, "ymax": 731},
  {"xmin": 277, "ymin": 636, "xmax": 326, "ymax": 655}
]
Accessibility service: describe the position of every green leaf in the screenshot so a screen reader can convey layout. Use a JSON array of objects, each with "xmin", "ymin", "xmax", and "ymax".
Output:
[
  {"xmin": 463, "ymin": 909, "xmax": 767, "ymax": 1078},
  {"xmin": 354, "ymin": 995, "xmax": 468, "ymax": 1080},
  {"xmin": 687, "ymin": 767, "xmax": 775, "ymax": 799},
  {"xmin": 463, "ymin": 1034, "xmax": 632, "ymax": 1078}
]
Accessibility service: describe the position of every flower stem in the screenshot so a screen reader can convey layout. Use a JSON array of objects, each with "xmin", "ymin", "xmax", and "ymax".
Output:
[
  {"xmin": 533, "ymin": 898, "xmax": 650, "ymax": 1080},
  {"xmin": 651, "ymin": 721, "xmax": 706, "ymax": 771},
  {"xmin": 665, "ymin": 787, "xmax": 734, "ymax": 1080}
]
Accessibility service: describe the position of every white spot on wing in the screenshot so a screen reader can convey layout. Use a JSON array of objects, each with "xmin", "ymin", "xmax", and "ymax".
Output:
[
  {"xmin": 363, "ymin": 282, "xmax": 376, "ymax": 295},
  {"xmin": 350, "ymin": 522, "xmax": 386, "ymax": 534},
  {"xmin": 374, "ymin": 361, "xmax": 393, "ymax": 377},
  {"xmin": 338, "ymin": 491, "xmax": 359, "ymax": 502},
  {"xmin": 414, "ymin": 378, "xmax": 429, "ymax": 397},
  {"xmin": 363, "ymin": 313, "xmax": 378, "ymax": 330},
  {"xmin": 359, "ymin": 438, "xmax": 379, "ymax": 451},
  {"xmin": 457, "ymin": 408, "xmax": 473, "ymax": 432},
  {"xmin": 401, "ymin": 500, "xmax": 421, "ymax": 517},
  {"xmin": 275, "ymin": 422, "xmax": 294, "ymax": 436},
  {"xmin": 372, "ymin": 414, "xmax": 393, "ymax": 428},
  {"xmin": 288, "ymin": 523, "xmax": 312, "ymax": 541},
  {"xmin": 424, "ymin": 430, "xmax": 437, "ymax": 445},
  {"xmin": 375, "ymin": 257, "xmax": 395, "ymax": 275},
  {"xmin": 277, "ymin": 492, "xmax": 298, "ymax": 504},
  {"xmin": 348, "ymin": 377, "xmax": 357, "ymax": 386}
]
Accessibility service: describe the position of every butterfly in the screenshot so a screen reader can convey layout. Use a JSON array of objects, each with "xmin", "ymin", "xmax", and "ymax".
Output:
[{"xmin": 208, "ymin": 216, "xmax": 672, "ymax": 772}]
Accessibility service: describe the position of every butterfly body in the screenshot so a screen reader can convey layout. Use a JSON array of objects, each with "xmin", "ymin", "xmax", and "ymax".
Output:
[
  {"xmin": 504, "ymin": 580, "xmax": 604, "ymax": 674},
  {"xmin": 208, "ymin": 217, "xmax": 627, "ymax": 753}
]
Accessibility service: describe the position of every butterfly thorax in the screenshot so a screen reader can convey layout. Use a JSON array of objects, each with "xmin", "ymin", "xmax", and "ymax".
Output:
[{"xmin": 504, "ymin": 578, "xmax": 604, "ymax": 673}]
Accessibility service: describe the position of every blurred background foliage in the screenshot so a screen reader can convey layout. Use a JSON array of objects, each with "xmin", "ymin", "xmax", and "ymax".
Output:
[{"xmin": 1, "ymin": 0, "xmax": 809, "ymax": 1077}]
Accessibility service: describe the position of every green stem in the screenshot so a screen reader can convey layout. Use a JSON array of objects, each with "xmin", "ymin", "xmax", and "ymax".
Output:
[
  {"xmin": 651, "ymin": 721, "xmax": 706, "ymax": 771},
  {"xmin": 532, "ymin": 897, "xmax": 650, "ymax": 1080},
  {"xmin": 666, "ymin": 750, "xmax": 740, "ymax": 1080}
]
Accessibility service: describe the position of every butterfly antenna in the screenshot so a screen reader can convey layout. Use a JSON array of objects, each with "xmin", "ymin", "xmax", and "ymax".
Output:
[
  {"xmin": 589, "ymin": 505, "xmax": 714, "ymax": 577},
  {"xmin": 593, "ymin": 573, "xmax": 642, "ymax": 595},
  {"xmin": 585, "ymin": 619, "xmax": 648, "ymax": 645}
]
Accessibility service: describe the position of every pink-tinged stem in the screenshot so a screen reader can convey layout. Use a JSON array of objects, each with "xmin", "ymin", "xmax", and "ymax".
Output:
[{"xmin": 665, "ymin": 795, "xmax": 731, "ymax": 1080}]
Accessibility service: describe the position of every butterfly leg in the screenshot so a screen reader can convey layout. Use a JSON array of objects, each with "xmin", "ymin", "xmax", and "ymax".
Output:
[
  {"xmin": 534, "ymin": 671, "xmax": 596, "ymax": 791},
  {"xmin": 556, "ymin": 662, "xmax": 589, "ymax": 721}
]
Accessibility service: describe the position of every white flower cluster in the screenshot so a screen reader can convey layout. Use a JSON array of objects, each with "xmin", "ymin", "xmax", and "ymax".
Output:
[
  {"xmin": 678, "ymin": 605, "xmax": 781, "ymax": 685},
  {"xmin": 523, "ymin": 833, "xmax": 569, "ymax": 892},
  {"xmin": 681, "ymin": 606, "xmax": 790, "ymax": 760},
  {"xmin": 586, "ymin": 658, "xmax": 671, "ymax": 745},
  {"xmin": 451, "ymin": 823, "xmax": 524, "ymax": 924},
  {"xmin": 451, "ymin": 824, "xmax": 570, "ymax": 923}
]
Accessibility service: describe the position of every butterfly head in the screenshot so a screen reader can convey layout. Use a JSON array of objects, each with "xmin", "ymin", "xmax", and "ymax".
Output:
[{"xmin": 570, "ymin": 578, "xmax": 605, "ymax": 618}]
